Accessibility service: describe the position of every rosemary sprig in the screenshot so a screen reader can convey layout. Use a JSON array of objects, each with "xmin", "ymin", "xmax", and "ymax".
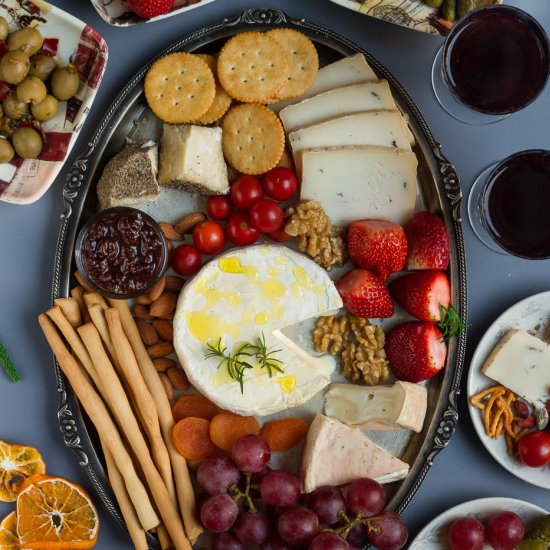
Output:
[
  {"xmin": 0, "ymin": 342, "xmax": 20, "ymax": 383},
  {"xmin": 254, "ymin": 333, "xmax": 283, "ymax": 378},
  {"xmin": 438, "ymin": 304, "xmax": 469, "ymax": 341}
]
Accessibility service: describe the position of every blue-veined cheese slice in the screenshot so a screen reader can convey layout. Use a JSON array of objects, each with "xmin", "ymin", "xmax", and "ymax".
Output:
[{"xmin": 173, "ymin": 245, "xmax": 343, "ymax": 416}]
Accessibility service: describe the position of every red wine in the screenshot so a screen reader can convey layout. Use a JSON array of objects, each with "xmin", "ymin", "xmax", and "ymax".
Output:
[
  {"xmin": 443, "ymin": 6, "xmax": 549, "ymax": 114},
  {"xmin": 482, "ymin": 151, "xmax": 550, "ymax": 259}
]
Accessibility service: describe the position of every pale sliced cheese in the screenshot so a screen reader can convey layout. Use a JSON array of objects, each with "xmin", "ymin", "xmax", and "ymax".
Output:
[
  {"xmin": 324, "ymin": 381, "xmax": 427, "ymax": 433},
  {"xmin": 279, "ymin": 81, "xmax": 396, "ymax": 134},
  {"xmin": 300, "ymin": 146, "xmax": 418, "ymax": 226},
  {"xmin": 481, "ymin": 329, "xmax": 550, "ymax": 406},
  {"xmin": 289, "ymin": 111, "xmax": 411, "ymax": 175},
  {"xmin": 300, "ymin": 414, "xmax": 409, "ymax": 492}
]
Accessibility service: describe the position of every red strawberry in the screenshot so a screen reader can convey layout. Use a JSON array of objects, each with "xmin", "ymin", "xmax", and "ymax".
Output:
[
  {"xmin": 405, "ymin": 212, "xmax": 449, "ymax": 270},
  {"xmin": 385, "ymin": 322, "xmax": 447, "ymax": 382},
  {"xmin": 347, "ymin": 220, "xmax": 407, "ymax": 280},
  {"xmin": 336, "ymin": 269, "xmax": 394, "ymax": 319},
  {"xmin": 128, "ymin": 0, "xmax": 174, "ymax": 18}
]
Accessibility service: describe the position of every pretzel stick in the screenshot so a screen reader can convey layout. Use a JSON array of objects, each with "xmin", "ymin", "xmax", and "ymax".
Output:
[
  {"xmin": 108, "ymin": 298, "xmax": 203, "ymax": 542},
  {"xmin": 74, "ymin": 270, "xmax": 92, "ymax": 292},
  {"xmin": 88, "ymin": 304, "xmax": 119, "ymax": 370},
  {"xmin": 70, "ymin": 286, "xmax": 91, "ymax": 323},
  {"xmin": 54, "ymin": 298, "xmax": 81, "ymax": 328},
  {"xmin": 77, "ymin": 323, "xmax": 191, "ymax": 550},
  {"xmin": 84, "ymin": 292, "xmax": 109, "ymax": 310},
  {"xmin": 101, "ymin": 441, "xmax": 148, "ymax": 550},
  {"xmin": 38, "ymin": 314, "xmax": 159, "ymax": 531}
]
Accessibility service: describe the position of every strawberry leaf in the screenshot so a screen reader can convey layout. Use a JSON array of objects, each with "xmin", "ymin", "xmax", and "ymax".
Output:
[{"xmin": 438, "ymin": 304, "xmax": 468, "ymax": 341}]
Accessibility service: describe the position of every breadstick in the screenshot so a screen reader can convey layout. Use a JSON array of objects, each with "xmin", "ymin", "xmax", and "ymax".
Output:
[
  {"xmin": 157, "ymin": 525, "xmax": 172, "ymax": 550},
  {"xmin": 101, "ymin": 441, "xmax": 148, "ymax": 550},
  {"xmin": 78, "ymin": 323, "xmax": 191, "ymax": 550},
  {"xmin": 84, "ymin": 292, "xmax": 109, "ymax": 310},
  {"xmin": 88, "ymin": 304, "xmax": 119, "ymax": 370},
  {"xmin": 38, "ymin": 314, "xmax": 160, "ymax": 531},
  {"xmin": 54, "ymin": 298, "xmax": 81, "ymax": 328},
  {"xmin": 74, "ymin": 270, "xmax": 92, "ymax": 292},
  {"xmin": 108, "ymin": 298, "xmax": 203, "ymax": 542},
  {"xmin": 71, "ymin": 286, "xmax": 91, "ymax": 323},
  {"xmin": 105, "ymin": 307, "xmax": 176, "ymax": 506}
]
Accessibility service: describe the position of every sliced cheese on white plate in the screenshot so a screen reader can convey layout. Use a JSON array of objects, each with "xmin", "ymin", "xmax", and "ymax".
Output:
[
  {"xmin": 481, "ymin": 329, "xmax": 550, "ymax": 407},
  {"xmin": 289, "ymin": 110, "xmax": 411, "ymax": 175},
  {"xmin": 300, "ymin": 146, "xmax": 418, "ymax": 226},
  {"xmin": 300, "ymin": 414, "xmax": 409, "ymax": 492},
  {"xmin": 279, "ymin": 81, "xmax": 396, "ymax": 134},
  {"xmin": 173, "ymin": 245, "xmax": 343, "ymax": 416},
  {"xmin": 324, "ymin": 381, "xmax": 427, "ymax": 433}
]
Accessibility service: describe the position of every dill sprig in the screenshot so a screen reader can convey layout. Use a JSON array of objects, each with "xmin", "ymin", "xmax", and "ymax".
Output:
[
  {"xmin": 0, "ymin": 342, "xmax": 20, "ymax": 383},
  {"xmin": 254, "ymin": 333, "xmax": 283, "ymax": 378}
]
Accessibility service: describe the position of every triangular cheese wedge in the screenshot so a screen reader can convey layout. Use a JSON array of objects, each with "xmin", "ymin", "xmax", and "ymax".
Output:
[{"xmin": 300, "ymin": 414, "xmax": 409, "ymax": 493}]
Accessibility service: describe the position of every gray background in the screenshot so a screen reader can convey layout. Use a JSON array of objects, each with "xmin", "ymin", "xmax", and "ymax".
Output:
[{"xmin": 1, "ymin": 0, "xmax": 549, "ymax": 547}]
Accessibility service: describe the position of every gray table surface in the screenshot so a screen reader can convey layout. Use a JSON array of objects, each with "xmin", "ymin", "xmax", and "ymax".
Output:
[{"xmin": 1, "ymin": 0, "xmax": 549, "ymax": 547}]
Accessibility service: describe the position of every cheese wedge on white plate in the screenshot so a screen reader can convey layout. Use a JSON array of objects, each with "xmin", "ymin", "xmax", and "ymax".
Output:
[
  {"xmin": 300, "ymin": 414, "xmax": 409, "ymax": 492},
  {"xmin": 173, "ymin": 245, "xmax": 343, "ymax": 416},
  {"xmin": 300, "ymin": 145, "xmax": 418, "ymax": 226},
  {"xmin": 481, "ymin": 329, "xmax": 550, "ymax": 407},
  {"xmin": 279, "ymin": 81, "xmax": 396, "ymax": 134},
  {"xmin": 324, "ymin": 381, "xmax": 427, "ymax": 433}
]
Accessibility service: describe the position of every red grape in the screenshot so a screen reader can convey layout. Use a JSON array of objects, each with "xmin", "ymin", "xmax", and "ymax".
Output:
[
  {"xmin": 278, "ymin": 506, "xmax": 319, "ymax": 546},
  {"xmin": 200, "ymin": 493, "xmax": 238, "ymax": 533},
  {"xmin": 347, "ymin": 478, "xmax": 386, "ymax": 518},
  {"xmin": 486, "ymin": 511, "xmax": 525, "ymax": 550},
  {"xmin": 260, "ymin": 470, "xmax": 301, "ymax": 507},
  {"xmin": 310, "ymin": 532, "xmax": 350, "ymax": 550},
  {"xmin": 231, "ymin": 434, "xmax": 271, "ymax": 473},
  {"xmin": 346, "ymin": 523, "xmax": 369, "ymax": 547},
  {"xmin": 308, "ymin": 486, "xmax": 347, "ymax": 525},
  {"xmin": 366, "ymin": 511, "xmax": 408, "ymax": 550},
  {"xmin": 447, "ymin": 516, "xmax": 484, "ymax": 550},
  {"xmin": 212, "ymin": 532, "xmax": 246, "ymax": 550},
  {"xmin": 233, "ymin": 511, "xmax": 271, "ymax": 545},
  {"xmin": 196, "ymin": 455, "xmax": 240, "ymax": 495},
  {"xmin": 170, "ymin": 244, "xmax": 201, "ymax": 276},
  {"xmin": 263, "ymin": 535, "xmax": 296, "ymax": 549}
]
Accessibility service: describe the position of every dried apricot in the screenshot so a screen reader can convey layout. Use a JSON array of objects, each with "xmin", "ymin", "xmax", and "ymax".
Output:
[
  {"xmin": 172, "ymin": 417, "xmax": 216, "ymax": 460},
  {"xmin": 260, "ymin": 418, "xmax": 309, "ymax": 452},
  {"xmin": 172, "ymin": 394, "xmax": 220, "ymax": 423},
  {"xmin": 209, "ymin": 411, "xmax": 260, "ymax": 452}
]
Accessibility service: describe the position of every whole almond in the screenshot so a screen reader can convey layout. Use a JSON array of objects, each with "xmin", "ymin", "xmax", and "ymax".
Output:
[
  {"xmin": 165, "ymin": 275, "xmax": 185, "ymax": 292},
  {"xmin": 159, "ymin": 373, "xmax": 174, "ymax": 401},
  {"xmin": 167, "ymin": 367, "xmax": 189, "ymax": 391},
  {"xmin": 174, "ymin": 212, "xmax": 206, "ymax": 234},
  {"xmin": 134, "ymin": 304, "xmax": 153, "ymax": 321},
  {"xmin": 136, "ymin": 294, "xmax": 153, "ymax": 305},
  {"xmin": 147, "ymin": 341, "xmax": 174, "ymax": 358},
  {"xmin": 159, "ymin": 222, "xmax": 183, "ymax": 241},
  {"xmin": 153, "ymin": 319, "xmax": 173, "ymax": 342},
  {"xmin": 153, "ymin": 357, "xmax": 176, "ymax": 372},
  {"xmin": 149, "ymin": 276, "xmax": 166, "ymax": 302},
  {"xmin": 137, "ymin": 319, "xmax": 158, "ymax": 346},
  {"xmin": 150, "ymin": 291, "xmax": 177, "ymax": 318}
]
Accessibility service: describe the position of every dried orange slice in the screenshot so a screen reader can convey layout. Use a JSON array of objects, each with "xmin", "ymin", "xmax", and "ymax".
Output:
[
  {"xmin": 0, "ymin": 511, "xmax": 19, "ymax": 550},
  {"xmin": 17, "ymin": 474, "xmax": 99, "ymax": 549},
  {"xmin": 0, "ymin": 440, "xmax": 46, "ymax": 502}
]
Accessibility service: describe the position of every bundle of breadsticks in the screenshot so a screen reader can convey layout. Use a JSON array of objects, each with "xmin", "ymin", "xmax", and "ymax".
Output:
[{"xmin": 39, "ymin": 279, "xmax": 203, "ymax": 550}]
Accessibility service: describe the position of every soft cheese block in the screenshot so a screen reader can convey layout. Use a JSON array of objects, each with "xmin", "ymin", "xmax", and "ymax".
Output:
[
  {"xmin": 481, "ymin": 329, "xmax": 550, "ymax": 406},
  {"xmin": 173, "ymin": 245, "xmax": 343, "ymax": 416},
  {"xmin": 324, "ymin": 381, "xmax": 427, "ymax": 433},
  {"xmin": 300, "ymin": 146, "xmax": 418, "ymax": 226},
  {"xmin": 300, "ymin": 414, "xmax": 409, "ymax": 492},
  {"xmin": 279, "ymin": 81, "xmax": 396, "ymax": 134}
]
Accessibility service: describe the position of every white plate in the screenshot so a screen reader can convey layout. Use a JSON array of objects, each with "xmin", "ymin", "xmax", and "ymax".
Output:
[
  {"xmin": 467, "ymin": 291, "xmax": 550, "ymax": 489},
  {"xmin": 409, "ymin": 497, "xmax": 548, "ymax": 549}
]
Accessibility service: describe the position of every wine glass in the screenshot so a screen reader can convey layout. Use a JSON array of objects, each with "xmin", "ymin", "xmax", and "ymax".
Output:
[{"xmin": 431, "ymin": 5, "xmax": 550, "ymax": 125}]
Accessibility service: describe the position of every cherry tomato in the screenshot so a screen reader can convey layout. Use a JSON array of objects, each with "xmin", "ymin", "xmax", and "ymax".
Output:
[
  {"xmin": 193, "ymin": 220, "xmax": 225, "ymax": 255},
  {"xmin": 517, "ymin": 431, "xmax": 550, "ymax": 467},
  {"xmin": 231, "ymin": 175, "xmax": 263, "ymax": 210},
  {"xmin": 267, "ymin": 227, "xmax": 292, "ymax": 243},
  {"xmin": 262, "ymin": 167, "xmax": 298, "ymax": 201},
  {"xmin": 171, "ymin": 244, "xmax": 202, "ymax": 276},
  {"xmin": 206, "ymin": 195, "xmax": 233, "ymax": 220},
  {"xmin": 226, "ymin": 212, "xmax": 260, "ymax": 246},
  {"xmin": 249, "ymin": 199, "xmax": 284, "ymax": 233}
]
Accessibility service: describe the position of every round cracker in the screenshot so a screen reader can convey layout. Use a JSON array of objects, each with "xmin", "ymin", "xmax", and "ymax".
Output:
[
  {"xmin": 222, "ymin": 104, "xmax": 285, "ymax": 175},
  {"xmin": 217, "ymin": 32, "xmax": 288, "ymax": 104},
  {"xmin": 194, "ymin": 53, "xmax": 232, "ymax": 125},
  {"xmin": 144, "ymin": 52, "xmax": 216, "ymax": 124},
  {"xmin": 268, "ymin": 29, "xmax": 319, "ymax": 100}
]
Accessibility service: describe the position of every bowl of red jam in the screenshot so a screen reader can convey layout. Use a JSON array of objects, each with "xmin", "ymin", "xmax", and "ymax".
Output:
[{"xmin": 75, "ymin": 207, "xmax": 168, "ymax": 299}]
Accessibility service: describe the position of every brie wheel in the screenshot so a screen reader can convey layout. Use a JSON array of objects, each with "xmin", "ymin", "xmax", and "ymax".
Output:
[{"xmin": 173, "ymin": 244, "xmax": 343, "ymax": 416}]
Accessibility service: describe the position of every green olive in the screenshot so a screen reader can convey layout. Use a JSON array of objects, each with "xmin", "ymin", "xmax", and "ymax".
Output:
[
  {"xmin": 31, "ymin": 93, "xmax": 58, "ymax": 121},
  {"xmin": 3, "ymin": 93, "xmax": 28, "ymax": 119},
  {"xmin": 50, "ymin": 64, "xmax": 79, "ymax": 101},
  {"xmin": 0, "ymin": 138, "xmax": 14, "ymax": 163},
  {"xmin": 8, "ymin": 27, "xmax": 43, "ymax": 56},
  {"xmin": 0, "ymin": 50, "xmax": 30, "ymax": 84},
  {"xmin": 0, "ymin": 17, "xmax": 9, "ymax": 41},
  {"xmin": 29, "ymin": 54, "xmax": 56, "ymax": 81},
  {"xmin": 11, "ymin": 126, "xmax": 42, "ymax": 159},
  {"xmin": 16, "ymin": 75, "xmax": 47, "ymax": 104}
]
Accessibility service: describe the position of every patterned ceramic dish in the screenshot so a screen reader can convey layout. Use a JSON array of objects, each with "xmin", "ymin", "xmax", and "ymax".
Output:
[
  {"xmin": 0, "ymin": 0, "xmax": 107, "ymax": 205},
  {"xmin": 90, "ymin": 0, "xmax": 217, "ymax": 27},
  {"xmin": 409, "ymin": 497, "xmax": 547, "ymax": 548}
]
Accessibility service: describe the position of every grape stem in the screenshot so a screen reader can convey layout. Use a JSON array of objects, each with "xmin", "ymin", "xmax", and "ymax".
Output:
[
  {"xmin": 326, "ymin": 510, "xmax": 381, "ymax": 538},
  {"xmin": 229, "ymin": 473, "xmax": 257, "ymax": 513}
]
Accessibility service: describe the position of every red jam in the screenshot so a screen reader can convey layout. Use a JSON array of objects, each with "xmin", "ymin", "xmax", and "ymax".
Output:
[{"xmin": 79, "ymin": 209, "xmax": 165, "ymax": 296}]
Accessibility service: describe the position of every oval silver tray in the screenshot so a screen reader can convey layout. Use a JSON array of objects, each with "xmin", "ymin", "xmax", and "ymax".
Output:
[{"xmin": 50, "ymin": 8, "xmax": 468, "ymax": 548}]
